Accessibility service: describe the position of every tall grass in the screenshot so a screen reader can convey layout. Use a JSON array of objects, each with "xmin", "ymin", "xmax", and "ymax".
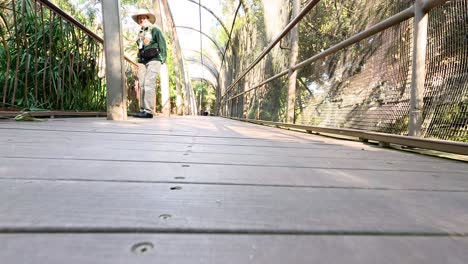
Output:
[{"xmin": 0, "ymin": 0, "xmax": 106, "ymax": 111}]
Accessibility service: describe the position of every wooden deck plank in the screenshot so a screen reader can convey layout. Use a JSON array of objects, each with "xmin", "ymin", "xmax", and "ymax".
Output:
[
  {"xmin": 3, "ymin": 145, "xmax": 465, "ymax": 172},
  {"xmin": 2, "ymin": 118, "xmax": 465, "ymax": 164},
  {"xmin": 0, "ymin": 180, "xmax": 467, "ymax": 234},
  {"xmin": 1, "ymin": 116, "xmax": 467, "ymax": 263},
  {"xmin": 2, "ymin": 122, "xmax": 466, "ymax": 172},
  {"xmin": 2, "ymin": 234, "xmax": 468, "ymax": 264},
  {"xmin": 1, "ymin": 158, "xmax": 467, "ymax": 191},
  {"xmin": 3, "ymin": 135, "xmax": 460, "ymax": 162}
]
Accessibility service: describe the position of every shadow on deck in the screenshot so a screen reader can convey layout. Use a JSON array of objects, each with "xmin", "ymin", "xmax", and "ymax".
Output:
[{"xmin": 1, "ymin": 116, "xmax": 468, "ymax": 263}]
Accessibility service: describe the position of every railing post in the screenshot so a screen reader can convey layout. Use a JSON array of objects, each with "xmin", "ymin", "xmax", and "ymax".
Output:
[
  {"xmin": 286, "ymin": 0, "xmax": 301, "ymax": 123},
  {"xmin": 409, "ymin": 0, "xmax": 428, "ymax": 136},
  {"xmin": 102, "ymin": 0, "xmax": 127, "ymax": 120},
  {"xmin": 154, "ymin": 0, "xmax": 171, "ymax": 116}
]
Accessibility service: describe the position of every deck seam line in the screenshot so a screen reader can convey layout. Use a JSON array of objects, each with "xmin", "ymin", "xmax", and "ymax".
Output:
[
  {"xmin": 0, "ymin": 228, "xmax": 467, "ymax": 237},
  {"xmin": 3, "ymin": 156, "xmax": 465, "ymax": 173},
  {"xmin": 0, "ymin": 127, "xmax": 330, "ymax": 141},
  {"xmin": 1, "ymin": 178, "xmax": 467, "ymax": 193}
]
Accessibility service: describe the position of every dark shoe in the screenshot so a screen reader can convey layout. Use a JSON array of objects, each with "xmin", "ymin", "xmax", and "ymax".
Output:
[{"xmin": 133, "ymin": 111, "xmax": 153, "ymax": 118}]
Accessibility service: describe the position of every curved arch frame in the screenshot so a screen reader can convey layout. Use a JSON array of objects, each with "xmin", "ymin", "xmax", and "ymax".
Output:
[
  {"xmin": 183, "ymin": 0, "xmax": 229, "ymax": 35},
  {"xmin": 175, "ymin": 26, "xmax": 224, "ymax": 56},
  {"xmin": 183, "ymin": 49, "xmax": 220, "ymax": 73},
  {"xmin": 184, "ymin": 58, "xmax": 219, "ymax": 81},
  {"xmin": 190, "ymin": 76, "xmax": 217, "ymax": 91}
]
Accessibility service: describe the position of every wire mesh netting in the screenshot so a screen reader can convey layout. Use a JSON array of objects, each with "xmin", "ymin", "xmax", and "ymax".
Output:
[
  {"xmin": 295, "ymin": 19, "xmax": 414, "ymax": 134},
  {"xmin": 422, "ymin": 0, "xmax": 468, "ymax": 141},
  {"xmin": 294, "ymin": 0, "xmax": 414, "ymax": 133},
  {"xmin": 221, "ymin": 0, "xmax": 468, "ymax": 142},
  {"xmin": 221, "ymin": 0, "xmax": 292, "ymax": 121}
]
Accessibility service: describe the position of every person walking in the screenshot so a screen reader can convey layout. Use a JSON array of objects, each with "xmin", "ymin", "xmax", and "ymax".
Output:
[{"xmin": 131, "ymin": 9, "xmax": 167, "ymax": 118}]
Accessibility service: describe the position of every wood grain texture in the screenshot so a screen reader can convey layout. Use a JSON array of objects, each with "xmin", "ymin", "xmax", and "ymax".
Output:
[
  {"xmin": 2, "ymin": 234, "xmax": 468, "ymax": 264},
  {"xmin": 1, "ymin": 180, "xmax": 467, "ymax": 234},
  {"xmin": 1, "ymin": 116, "xmax": 467, "ymax": 263},
  {"xmin": 1, "ymin": 157, "xmax": 468, "ymax": 191}
]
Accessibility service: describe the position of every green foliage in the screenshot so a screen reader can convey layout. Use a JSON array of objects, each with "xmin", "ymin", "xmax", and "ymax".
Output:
[
  {"xmin": 50, "ymin": 0, "xmax": 100, "ymax": 33},
  {"xmin": 259, "ymin": 78, "xmax": 288, "ymax": 122},
  {"xmin": 165, "ymin": 39, "xmax": 177, "ymax": 98},
  {"xmin": 425, "ymin": 100, "xmax": 468, "ymax": 142},
  {"xmin": 299, "ymin": 0, "xmax": 382, "ymax": 80},
  {"xmin": 193, "ymin": 80, "xmax": 215, "ymax": 113},
  {"xmin": 1, "ymin": 0, "xmax": 106, "ymax": 111}
]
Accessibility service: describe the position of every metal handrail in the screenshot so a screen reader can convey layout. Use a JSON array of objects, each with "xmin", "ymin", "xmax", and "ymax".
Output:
[
  {"xmin": 220, "ymin": 0, "xmax": 321, "ymax": 100},
  {"xmin": 39, "ymin": 0, "xmax": 138, "ymax": 66},
  {"xmin": 224, "ymin": 5, "xmax": 415, "ymax": 102},
  {"xmin": 39, "ymin": 0, "xmax": 102, "ymax": 43},
  {"xmin": 219, "ymin": 0, "xmax": 467, "ymax": 154},
  {"xmin": 0, "ymin": 0, "xmax": 140, "ymax": 113},
  {"xmin": 223, "ymin": 0, "xmax": 450, "ymax": 103},
  {"xmin": 422, "ymin": 0, "xmax": 449, "ymax": 11},
  {"xmin": 293, "ymin": 6, "xmax": 415, "ymax": 71}
]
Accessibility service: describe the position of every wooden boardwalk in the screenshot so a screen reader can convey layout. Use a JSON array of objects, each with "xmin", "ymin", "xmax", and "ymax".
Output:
[{"xmin": 1, "ymin": 116, "xmax": 468, "ymax": 263}]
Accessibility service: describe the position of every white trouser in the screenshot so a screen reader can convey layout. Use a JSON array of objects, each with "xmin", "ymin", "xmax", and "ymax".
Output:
[{"xmin": 137, "ymin": 60, "xmax": 161, "ymax": 113}]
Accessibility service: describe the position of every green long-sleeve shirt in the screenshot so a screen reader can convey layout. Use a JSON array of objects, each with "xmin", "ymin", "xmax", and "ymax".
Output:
[{"xmin": 137, "ymin": 25, "xmax": 167, "ymax": 64}]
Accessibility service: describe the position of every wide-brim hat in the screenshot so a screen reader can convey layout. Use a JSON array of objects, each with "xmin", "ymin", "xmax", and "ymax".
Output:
[{"xmin": 131, "ymin": 9, "xmax": 156, "ymax": 24}]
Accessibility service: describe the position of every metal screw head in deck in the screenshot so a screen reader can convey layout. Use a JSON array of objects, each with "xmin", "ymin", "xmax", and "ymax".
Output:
[{"xmin": 131, "ymin": 242, "xmax": 154, "ymax": 255}]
